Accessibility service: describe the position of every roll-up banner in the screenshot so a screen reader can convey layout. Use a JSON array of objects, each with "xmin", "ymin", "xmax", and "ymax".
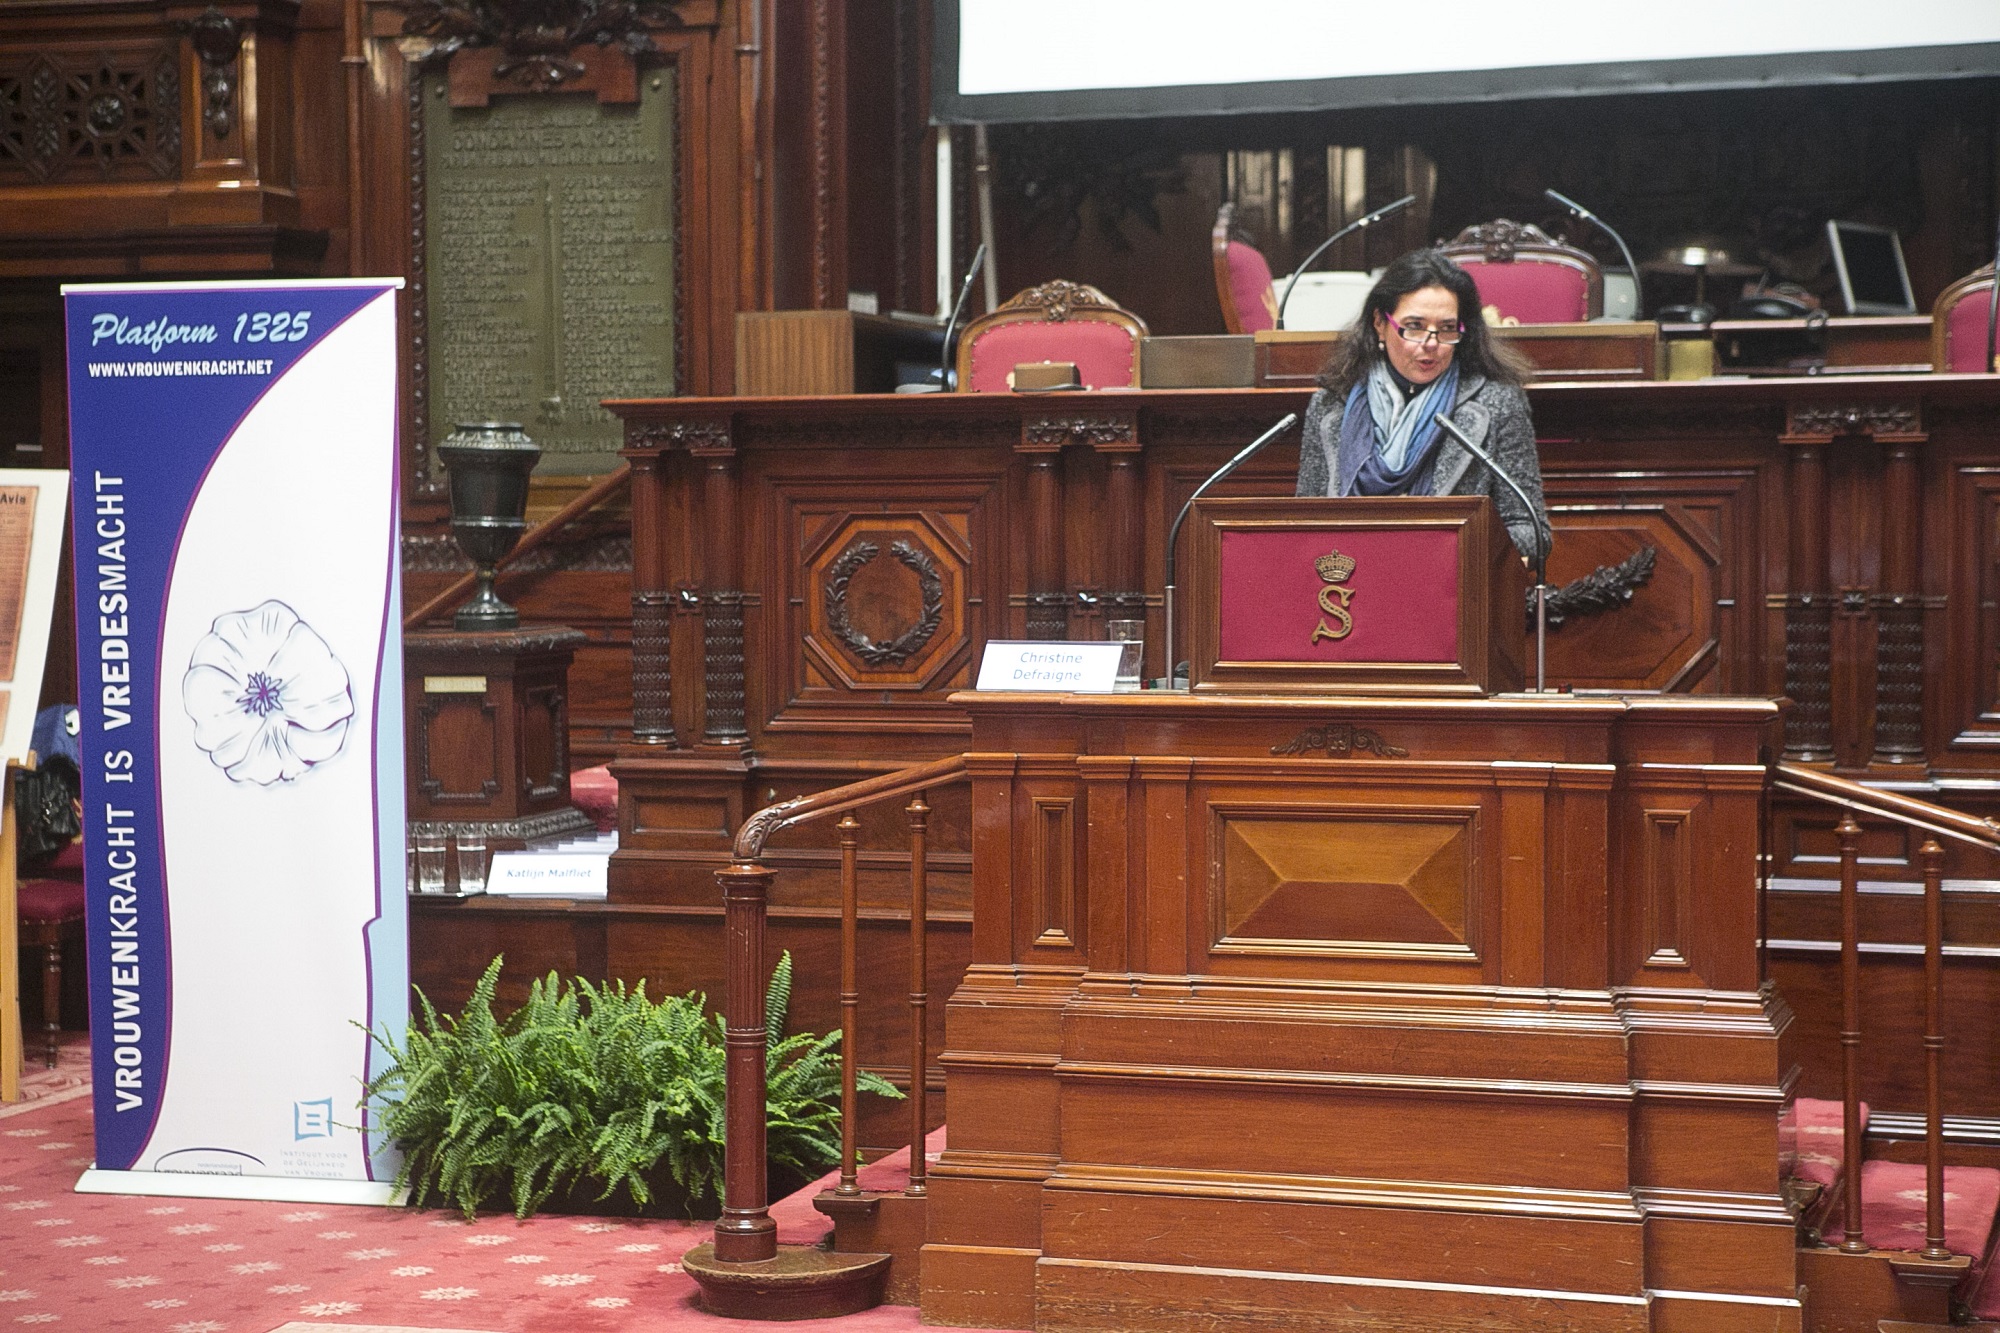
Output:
[{"xmin": 62, "ymin": 279, "xmax": 407, "ymax": 1204}]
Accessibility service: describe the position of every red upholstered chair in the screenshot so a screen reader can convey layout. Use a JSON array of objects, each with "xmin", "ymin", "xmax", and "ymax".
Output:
[
  {"xmin": 1932, "ymin": 265, "xmax": 1997, "ymax": 374},
  {"xmin": 569, "ymin": 763, "xmax": 619, "ymax": 833},
  {"xmin": 18, "ymin": 871, "xmax": 84, "ymax": 1068},
  {"xmin": 955, "ymin": 280, "xmax": 1148, "ymax": 393},
  {"xmin": 1441, "ymin": 219, "xmax": 1603, "ymax": 324},
  {"xmin": 1212, "ymin": 203, "xmax": 1279, "ymax": 334}
]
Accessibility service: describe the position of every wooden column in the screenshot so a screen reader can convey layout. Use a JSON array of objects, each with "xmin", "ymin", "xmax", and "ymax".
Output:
[
  {"xmin": 623, "ymin": 441, "xmax": 679, "ymax": 747},
  {"xmin": 694, "ymin": 430, "xmax": 750, "ymax": 749},
  {"xmin": 805, "ymin": 0, "xmax": 847, "ymax": 309},
  {"xmin": 1017, "ymin": 422, "xmax": 1067, "ymax": 640},
  {"xmin": 1873, "ymin": 430, "xmax": 1928, "ymax": 765},
  {"xmin": 713, "ymin": 858, "xmax": 777, "ymax": 1262},
  {"xmin": 1092, "ymin": 417, "xmax": 1147, "ymax": 660},
  {"xmin": 1778, "ymin": 418, "xmax": 1833, "ymax": 761}
]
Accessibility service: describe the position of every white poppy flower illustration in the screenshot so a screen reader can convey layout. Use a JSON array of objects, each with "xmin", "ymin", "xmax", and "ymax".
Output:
[{"xmin": 183, "ymin": 600, "xmax": 353, "ymax": 785}]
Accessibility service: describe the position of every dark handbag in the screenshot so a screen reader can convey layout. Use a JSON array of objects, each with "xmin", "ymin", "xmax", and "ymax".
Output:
[{"xmin": 15, "ymin": 756, "xmax": 81, "ymax": 873}]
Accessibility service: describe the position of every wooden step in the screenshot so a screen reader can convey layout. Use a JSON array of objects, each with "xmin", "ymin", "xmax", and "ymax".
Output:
[
  {"xmin": 1822, "ymin": 1160, "xmax": 2000, "ymax": 1261},
  {"xmin": 1795, "ymin": 1095, "xmax": 1874, "ymax": 1192}
]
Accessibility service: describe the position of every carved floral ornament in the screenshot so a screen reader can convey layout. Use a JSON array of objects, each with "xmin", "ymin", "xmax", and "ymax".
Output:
[
  {"xmin": 1002, "ymin": 279, "xmax": 1121, "ymax": 323},
  {"xmin": 1785, "ymin": 401, "xmax": 1921, "ymax": 440},
  {"xmin": 401, "ymin": 0, "xmax": 689, "ymax": 88},
  {"xmin": 1449, "ymin": 218, "xmax": 1560, "ymax": 264},
  {"xmin": 1021, "ymin": 416, "xmax": 1135, "ymax": 448}
]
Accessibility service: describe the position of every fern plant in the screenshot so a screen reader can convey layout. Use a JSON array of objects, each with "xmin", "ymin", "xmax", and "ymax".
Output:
[{"xmin": 363, "ymin": 952, "xmax": 899, "ymax": 1219}]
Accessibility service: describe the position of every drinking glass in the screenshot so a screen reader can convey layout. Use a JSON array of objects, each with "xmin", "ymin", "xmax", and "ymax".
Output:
[
  {"xmin": 1106, "ymin": 618, "xmax": 1145, "ymax": 692},
  {"xmin": 414, "ymin": 831, "xmax": 448, "ymax": 894},
  {"xmin": 455, "ymin": 831, "xmax": 489, "ymax": 896}
]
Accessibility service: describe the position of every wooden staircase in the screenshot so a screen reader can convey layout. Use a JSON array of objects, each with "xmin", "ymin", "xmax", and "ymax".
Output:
[{"xmin": 1789, "ymin": 1096, "xmax": 1999, "ymax": 1330}]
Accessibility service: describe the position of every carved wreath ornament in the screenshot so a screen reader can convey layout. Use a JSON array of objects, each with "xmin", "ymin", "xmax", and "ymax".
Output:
[{"xmin": 822, "ymin": 539, "xmax": 945, "ymax": 668}]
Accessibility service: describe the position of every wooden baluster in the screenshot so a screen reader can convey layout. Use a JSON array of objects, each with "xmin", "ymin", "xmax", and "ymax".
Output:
[
  {"xmin": 835, "ymin": 815, "xmax": 862, "ymax": 1197},
  {"xmin": 712, "ymin": 859, "xmax": 776, "ymax": 1262},
  {"xmin": 1920, "ymin": 838, "xmax": 1948, "ymax": 1260},
  {"xmin": 1838, "ymin": 814, "xmax": 1867, "ymax": 1252},
  {"xmin": 907, "ymin": 790, "xmax": 930, "ymax": 1196}
]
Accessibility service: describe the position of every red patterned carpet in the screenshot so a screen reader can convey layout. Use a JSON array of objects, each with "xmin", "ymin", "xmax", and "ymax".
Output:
[{"xmin": 0, "ymin": 1047, "xmax": 987, "ymax": 1333}]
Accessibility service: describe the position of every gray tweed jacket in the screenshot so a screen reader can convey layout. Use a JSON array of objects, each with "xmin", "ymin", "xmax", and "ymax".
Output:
[{"xmin": 1294, "ymin": 371, "xmax": 1549, "ymax": 562}]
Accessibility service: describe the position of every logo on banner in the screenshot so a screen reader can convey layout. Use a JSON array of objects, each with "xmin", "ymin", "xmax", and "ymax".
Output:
[
  {"xmin": 1310, "ymin": 548, "xmax": 1357, "ymax": 643},
  {"xmin": 293, "ymin": 1099, "xmax": 335, "ymax": 1140}
]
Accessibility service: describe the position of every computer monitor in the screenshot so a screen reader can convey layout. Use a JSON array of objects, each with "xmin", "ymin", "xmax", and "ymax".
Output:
[{"xmin": 1827, "ymin": 221, "xmax": 1916, "ymax": 316}]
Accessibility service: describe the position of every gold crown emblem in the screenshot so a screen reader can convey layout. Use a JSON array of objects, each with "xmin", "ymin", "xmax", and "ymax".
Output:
[{"xmin": 1315, "ymin": 550, "xmax": 1356, "ymax": 584}]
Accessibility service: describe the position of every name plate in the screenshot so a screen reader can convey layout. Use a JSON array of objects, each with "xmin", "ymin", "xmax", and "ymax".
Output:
[
  {"xmin": 976, "ymin": 641, "xmax": 1123, "ymax": 692},
  {"xmin": 485, "ymin": 851, "xmax": 609, "ymax": 898}
]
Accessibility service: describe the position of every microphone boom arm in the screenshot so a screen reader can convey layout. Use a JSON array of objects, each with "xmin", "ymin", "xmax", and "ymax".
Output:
[
  {"xmin": 1275, "ymin": 195, "xmax": 1417, "ymax": 330},
  {"xmin": 1545, "ymin": 189, "xmax": 1643, "ymax": 319},
  {"xmin": 1160, "ymin": 412, "xmax": 1299, "ymax": 687},
  {"xmin": 1434, "ymin": 412, "xmax": 1553, "ymax": 692}
]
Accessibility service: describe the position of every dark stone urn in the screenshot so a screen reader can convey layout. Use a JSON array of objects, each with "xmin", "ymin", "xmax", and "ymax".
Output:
[{"xmin": 438, "ymin": 421, "xmax": 541, "ymax": 631}]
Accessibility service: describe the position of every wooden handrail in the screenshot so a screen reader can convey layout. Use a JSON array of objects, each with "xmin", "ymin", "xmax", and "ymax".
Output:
[
  {"xmin": 1770, "ymin": 762, "xmax": 2000, "ymax": 1261},
  {"xmin": 1771, "ymin": 763, "xmax": 2000, "ymax": 853},
  {"xmin": 731, "ymin": 754, "xmax": 968, "ymax": 860},
  {"xmin": 401, "ymin": 463, "xmax": 632, "ymax": 631},
  {"xmin": 700, "ymin": 754, "xmax": 970, "ymax": 1296}
]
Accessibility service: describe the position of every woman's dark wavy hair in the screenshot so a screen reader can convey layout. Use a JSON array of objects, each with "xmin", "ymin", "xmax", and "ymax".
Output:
[{"xmin": 1316, "ymin": 248, "xmax": 1532, "ymax": 396}]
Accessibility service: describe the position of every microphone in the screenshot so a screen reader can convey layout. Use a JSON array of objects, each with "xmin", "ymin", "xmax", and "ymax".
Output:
[
  {"xmin": 1160, "ymin": 413, "xmax": 1299, "ymax": 689},
  {"xmin": 1434, "ymin": 412, "xmax": 1552, "ymax": 692},
  {"xmin": 899, "ymin": 242, "xmax": 987, "ymax": 393},
  {"xmin": 1275, "ymin": 195, "xmax": 1417, "ymax": 330},
  {"xmin": 1545, "ymin": 189, "xmax": 1644, "ymax": 319}
]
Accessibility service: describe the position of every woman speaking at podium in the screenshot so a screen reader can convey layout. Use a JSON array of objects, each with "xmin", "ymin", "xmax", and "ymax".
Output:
[{"xmin": 1295, "ymin": 249, "xmax": 1548, "ymax": 562}]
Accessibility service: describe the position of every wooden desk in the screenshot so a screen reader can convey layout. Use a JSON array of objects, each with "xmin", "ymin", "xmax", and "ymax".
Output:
[
  {"xmin": 1706, "ymin": 314, "xmax": 1934, "ymax": 375},
  {"xmin": 1255, "ymin": 322, "xmax": 1660, "ymax": 387},
  {"xmin": 1254, "ymin": 317, "xmax": 1934, "ymax": 388},
  {"xmin": 925, "ymin": 690, "xmax": 1791, "ymax": 1333}
]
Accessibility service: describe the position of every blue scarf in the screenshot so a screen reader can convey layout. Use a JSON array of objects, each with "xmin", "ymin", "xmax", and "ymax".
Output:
[{"xmin": 1342, "ymin": 361, "xmax": 1459, "ymax": 497}]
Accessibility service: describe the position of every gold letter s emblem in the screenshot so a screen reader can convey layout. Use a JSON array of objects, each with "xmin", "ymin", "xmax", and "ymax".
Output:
[
  {"xmin": 1312, "ymin": 584, "xmax": 1354, "ymax": 642},
  {"xmin": 1311, "ymin": 548, "xmax": 1357, "ymax": 643}
]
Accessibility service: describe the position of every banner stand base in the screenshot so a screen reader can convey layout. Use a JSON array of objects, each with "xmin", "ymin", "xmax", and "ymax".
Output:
[{"xmin": 75, "ymin": 1168, "xmax": 403, "ymax": 1207}]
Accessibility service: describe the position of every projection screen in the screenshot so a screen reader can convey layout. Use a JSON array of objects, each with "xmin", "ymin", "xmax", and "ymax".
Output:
[{"xmin": 935, "ymin": 1, "xmax": 2000, "ymax": 123}]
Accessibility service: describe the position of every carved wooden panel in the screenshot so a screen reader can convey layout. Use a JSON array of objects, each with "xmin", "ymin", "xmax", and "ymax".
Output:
[
  {"xmin": 1208, "ymin": 804, "xmax": 1480, "ymax": 960},
  {"xmin": 1642, "ymin": 808, "xmax": 1694, "ymax": 970},
  {"xmin": 1029, "ymin": 796, "xmax": 1076, "ymax": 950},
  {"xmin": 519, "ymin": 682, "xmax": 565, "ymax": 801},
  {"xmin": 765, "ymin": 466, "xmax": 1007, "ymax": 737},
  {"xmin": 0, "ymin": 45, "xmax": 180, "ymax": 184},
  {"xmin": 1943, "ymin": 467, "xmax": 2000, "ymax": 757},
  {"xmin": 1207, "ymin": 804, "xmax": 1480, "ymax": 965},
  {"xmin": 803, "ymin": 515, "xmax": 963, "ymax": 687},
  {"xmin": 416, "ymin": 695, "xmax": 502, "ymax": 802},
  {"xmin": 1540, "ymin": 469, "xmax": 1755, "ymax": 692}
]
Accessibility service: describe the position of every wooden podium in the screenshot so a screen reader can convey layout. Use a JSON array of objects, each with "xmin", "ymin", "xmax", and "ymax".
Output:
[
  {"xmin": 919, "ymin": 512, "xmax": 1795, "ymax": 1332},
  {"xmin": 923, "ymin": 691, "xmax": 1795, "ymax": 1333}
]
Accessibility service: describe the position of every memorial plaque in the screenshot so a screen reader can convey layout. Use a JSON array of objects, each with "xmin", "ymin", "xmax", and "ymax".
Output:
[{"xmin": 424, "ymin": 76, "xmax": 676, "ymax": 475}]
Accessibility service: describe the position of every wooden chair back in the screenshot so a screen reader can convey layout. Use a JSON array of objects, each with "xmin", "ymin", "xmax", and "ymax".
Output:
[
  {"xmin": 1212, "ymin": 203, "xmax": 1279, "ymax": 334},
  {"xmin": 1441, "ymin": 219, "xmax": 1603, "ymax": 324},
  {"xmin": 1932, "ymin": 265, "xmax": 1997, "ymax": 374},
  {"xmin": 956, "ymin": 281, "xmax": 1148, "ymax": 392}
]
